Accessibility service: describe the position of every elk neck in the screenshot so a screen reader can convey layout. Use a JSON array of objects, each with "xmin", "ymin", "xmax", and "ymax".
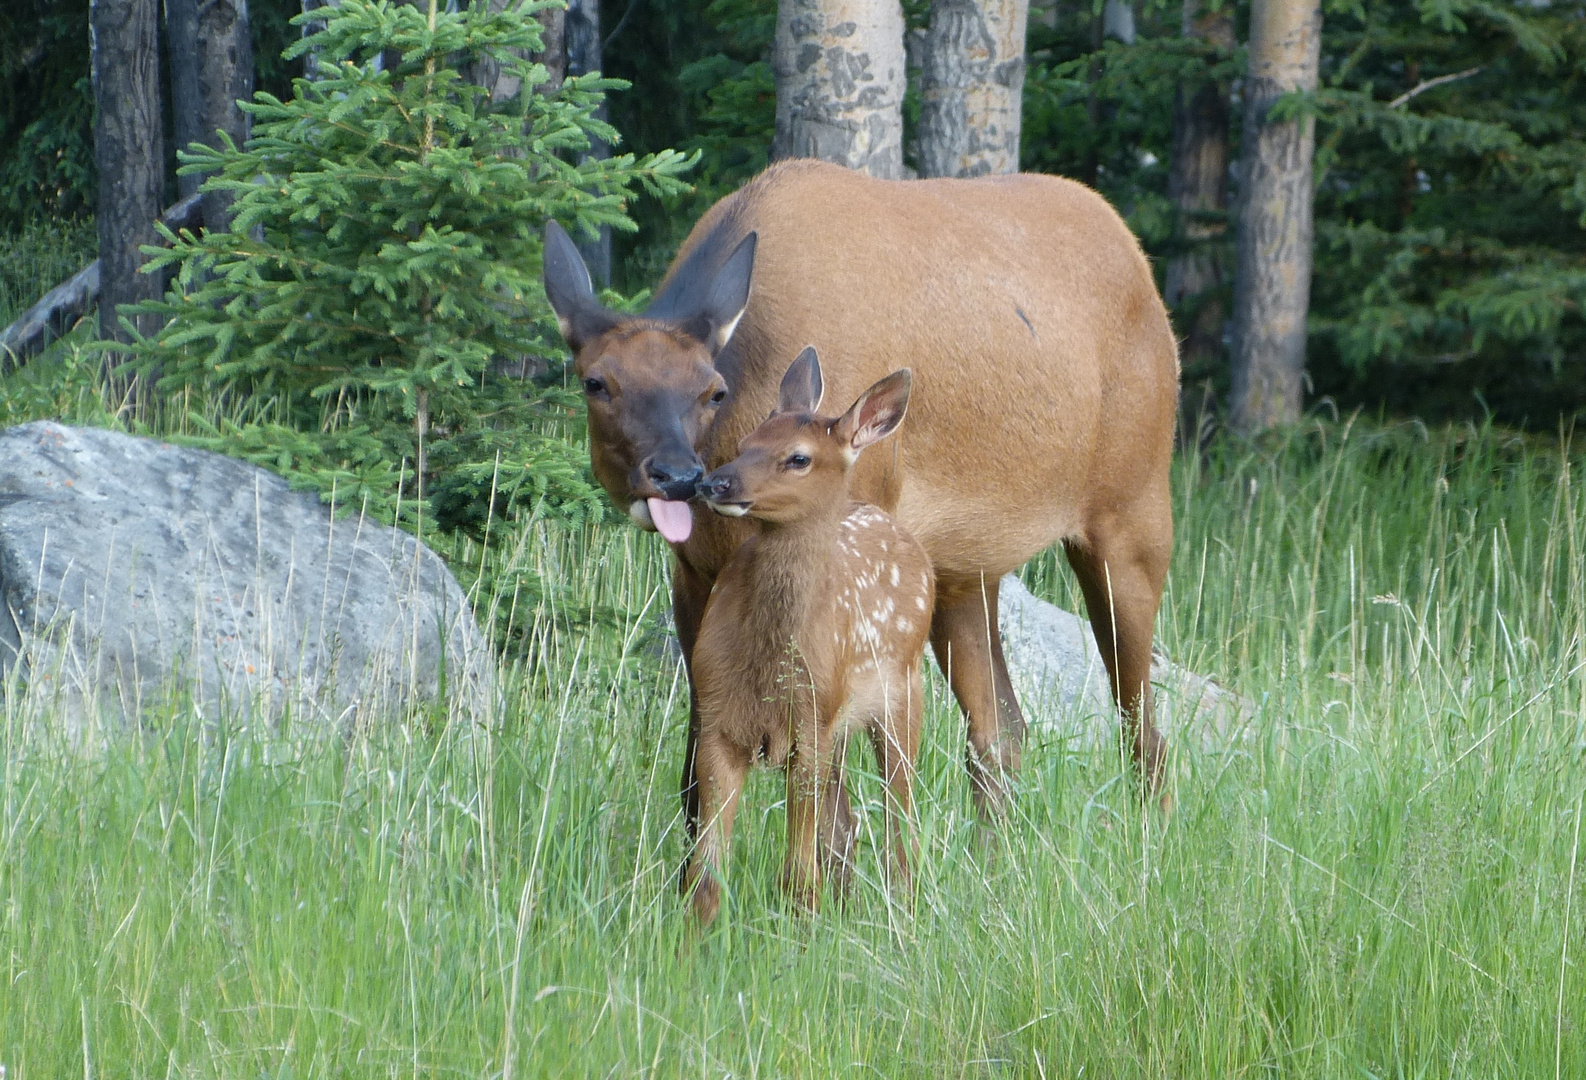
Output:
[{"xmin": 740, "ymin": 493, "xmax": 849, "ymax": 654}]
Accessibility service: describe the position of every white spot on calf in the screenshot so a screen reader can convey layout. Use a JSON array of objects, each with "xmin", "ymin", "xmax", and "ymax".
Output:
[{"xmin": 890, "ymin": 566, "xmax": 899, "ymax": 586}]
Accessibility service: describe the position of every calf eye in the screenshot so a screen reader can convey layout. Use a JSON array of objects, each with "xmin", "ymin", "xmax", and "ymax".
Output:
[
  {"xmin": 710, "ymin": 388, "xmax": 727, "ymax": 404},
  {"xmin": 582, "ymin": 377, "xmax": 607, "ymax": 396},
  {"xmin": 785, "ymin": 453, "xmax": 811, "ymax": 470}
]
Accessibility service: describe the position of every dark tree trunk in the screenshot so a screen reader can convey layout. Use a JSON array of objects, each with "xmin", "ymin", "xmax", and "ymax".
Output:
[
  {"xmin": 166, "ymin": 0, "xmax": 252, "ymax": 232},
  {"xmin": 92, "ymin": 0, "xmax": 165, "ymax": 352},
  {"xmin": 1229, "ymin": 0, "xmax": 1322, "ymax": 433},
  {"xmin": 468, "ymin": 0, "xmax": 566, "ymax": 100},
  {"xmin": 1165, "ymin": 0, "xmax": 1234, "ymax": 389},
  {"xmin": 566, "ymin": 0, "xmax": 610, "ymax": 286},
  {"xmin": 917, "ymin": 0, "xmax": 1028, "ymax": 178},
  {"xmin": 772, "ymin": 0, "xmax": 907, "ymax": 179}
]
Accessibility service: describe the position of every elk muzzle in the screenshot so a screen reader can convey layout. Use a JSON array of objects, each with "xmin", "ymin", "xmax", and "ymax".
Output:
[{"xmin": 700, "ymin": 468, "xmax": 751, "ymax": 517}]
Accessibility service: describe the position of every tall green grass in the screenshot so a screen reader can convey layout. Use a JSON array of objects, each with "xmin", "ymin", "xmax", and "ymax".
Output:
[{"xmin": 0, "ymin": 412, "xmax": 1581, "ymax": 1077}]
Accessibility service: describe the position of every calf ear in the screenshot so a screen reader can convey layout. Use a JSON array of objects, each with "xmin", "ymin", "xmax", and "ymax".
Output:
[
  {"xmin": 684, "ymin": 232, "xmax": 757, "ymax": 356},
  {"xmin": 834, "ymin": 370, "xmax": 912, "ymax": 453},
  {"xmin": 544, "ymin": 220, "xmax": 620, "ymax": 351},
  {"xmin": 777, "ymin": 346, "xmax": 824, "ymax": 415}
]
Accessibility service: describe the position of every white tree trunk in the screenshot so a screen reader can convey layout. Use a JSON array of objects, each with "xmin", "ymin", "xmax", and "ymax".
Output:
[
  {"xmin": 301, "ymin": 0, "xmax": 334, "ymax": 80},
  {"xmin": 1102, "ymin": 0, "xmax": 1133, "ymax": 44},
  {"xmin": 917, "ymin": 0, "xmax": 1028, "ymax": 177},
  {"xmin": 773, "ymin": 0, "xmax": 908, "ymax": 179},
  {"xmin": 1229, "ymin": 0, "xmax": 1322, "ymax": 432}
]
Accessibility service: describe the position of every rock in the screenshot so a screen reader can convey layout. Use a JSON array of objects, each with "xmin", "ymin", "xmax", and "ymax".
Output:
[
  {"xmin": 0, "ymin": 421, "xmax": 493, "ymax": 737},
  {"xmin": 997, "ymin": 574, "xmax": 1247, "ymax": 748}
]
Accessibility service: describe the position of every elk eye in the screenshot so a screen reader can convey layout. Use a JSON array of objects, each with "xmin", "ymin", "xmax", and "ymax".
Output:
[
  {"xmin": 710, "ymin": 388, "xmax": 727, "ymax": 405},
  {"xmin": 582, "ymin": 377, "xmax": 607, "ymax": 396},
  {"xmin": 786, "ymin": 453, "xmax": 811, "ymax": 470}
]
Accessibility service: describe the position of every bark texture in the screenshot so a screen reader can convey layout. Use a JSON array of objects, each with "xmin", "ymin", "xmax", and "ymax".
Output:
[
  {"xmin": 91, "ymin": 0, "xmax": 164, "ymax": 348},
  {"xmin": 566, "ymin": 0, "xmax": 611, "ymax": 285},
  {"xmin": 1164, "ymin": 0, "xmax": 1234, "ymax": 378},
  {"xmin": 772, "ymin": 0, "xmax": 908, "ymax": 178},
  {"xmin": 1229, "ymin": 0, "xmax": 1322, "ymax": 432},
  {"xmin": 467, "ymin": 0, "xmax": 565, "ymax": 101},
  {"xmin": 917, "ymin": 0, "xmax": 1028, "ymax": 177},
  {"xmin": 166, "ymin": 0, "xmax": 253, "ymax": 231}
]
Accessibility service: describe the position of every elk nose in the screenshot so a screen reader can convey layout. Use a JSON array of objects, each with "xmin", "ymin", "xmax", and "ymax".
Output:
[
  {"xmin": 646, "ymin": 460, "xmax": 704, "ymax": 502},
  {"xmin": 700, "ymin": 472, "xmax": 734, "ymax": 502}
]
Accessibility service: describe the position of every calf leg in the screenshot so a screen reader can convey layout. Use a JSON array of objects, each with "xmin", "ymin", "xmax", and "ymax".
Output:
[
  {"xmin": 816, "ymin": 730, "xmax": 857, "ymax": 895},
  {"xmin": 868, "ymin": 664, "xmax": 922, "ymax": 892},
  {"xmin": 930, "ymin": 574, "xmax": 1026, "ymax": 820},
  {"xmin": 783, "ymin": 718, "xmax": 839, "ymax": 912}
]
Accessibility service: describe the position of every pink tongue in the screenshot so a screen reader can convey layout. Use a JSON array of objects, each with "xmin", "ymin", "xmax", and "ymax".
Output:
[{"xmin": 647, "ymin": 497, "xmax": 694, "ymax": 544}]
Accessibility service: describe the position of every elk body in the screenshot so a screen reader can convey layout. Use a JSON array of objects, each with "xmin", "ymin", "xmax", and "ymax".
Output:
[
  {"xmin": 543, "ymin": 159, "xmax": 1178, "ymax": 835},
  {"xmin": 685, "ymin": 350, "xmax": 932, "ymax": 925}
]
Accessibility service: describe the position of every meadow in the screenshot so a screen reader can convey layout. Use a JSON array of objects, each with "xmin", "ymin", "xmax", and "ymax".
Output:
[{"xmin": 1, "ymin": 242, "xmax": 1583, "ymax": 1077}]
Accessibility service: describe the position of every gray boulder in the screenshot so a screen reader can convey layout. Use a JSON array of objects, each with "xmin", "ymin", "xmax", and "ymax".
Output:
[
  {"xmin": 997, "ymin": 574, "xmax": 1246, "ymax": 748},
  {"xmin": 0, "ymin": 422, "xmax": 492, "ymax": 737}
]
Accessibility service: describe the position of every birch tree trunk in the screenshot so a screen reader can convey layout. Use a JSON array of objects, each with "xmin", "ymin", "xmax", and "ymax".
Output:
[
  {"xmin": 917, "ymin": 0, "xmax": 1028, "ymax": 177},
  {"xmin": 301, "ymin": 0, "xmax": 334, "ymax": 80},
  {"xmin": 1229, "ymin": 0, "xmax": 1322, "ymax": 432},
  {"xmin": 91, "ymin": 0, "xmax": 164, "ymax": 351},
  {"xmin": 566, "ymin": 0, "xmax": 611, "ymax": 285},
  {"xmin": 772, "ymin": 0, "xmax": 907, "ymax": 178},
  {"xmin": 1164, "ymin": 0, "xmax": 1234, "ymax": 377},
  {"xmin": 166, "ymin": 0, "xmax": 253, "ymax": 232}
]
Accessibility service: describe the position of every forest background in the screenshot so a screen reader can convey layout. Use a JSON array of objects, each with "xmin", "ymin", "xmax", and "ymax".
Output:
[{"xmin": 3, "ymin": 0, "xmax": 1585, "ymax": 433}]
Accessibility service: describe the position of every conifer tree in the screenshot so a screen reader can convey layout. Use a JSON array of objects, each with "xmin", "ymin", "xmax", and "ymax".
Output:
[{"xmin": 128, "ymin": 0, "xmax": 693, "ymax": 529}]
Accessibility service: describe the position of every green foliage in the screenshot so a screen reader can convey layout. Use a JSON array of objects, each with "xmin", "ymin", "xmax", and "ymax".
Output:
[
  {"xmin": 1305, "ymin": 0, "xmax": 1586, "ymax": 423},
  {"xmin": 602, "ymin": 0, "xmax": 776, "ymax": 289},
  {"xmin": 126, "ymin": 0, "xmax": 694, "ymax": 531},
  {"xmin": 0, "ymin": 0, "xmax": 95, "ymax": 226},
  {"xmin": 1016, "ymin": 0, "xmax": 1586, "ymax": 426},
  {"xmin": 0, "ymin": 214, "xmax": 93, "ymax": 325}
]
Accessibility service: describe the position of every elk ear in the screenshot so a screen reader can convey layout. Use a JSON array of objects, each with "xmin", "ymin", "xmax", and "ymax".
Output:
[
  {"xmin": 777, "ymin": 347, "xmax": 824, "ymax": 415},
  {"xmin": 543, "ymin": 220, "xmax": 620, "ymax": 351},
  {"xmin": 683, "ymin": 232, "xmax": 756, "ymax": 356},
  {"xmin": 834, "ymin": 369, "xmax": 912, "ymax": 453}
]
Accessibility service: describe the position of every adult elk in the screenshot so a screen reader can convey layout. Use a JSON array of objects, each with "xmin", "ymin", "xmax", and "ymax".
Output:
[{"xmin": 544, "ymin": 159, "xmax": 1178, "ymax": 831}]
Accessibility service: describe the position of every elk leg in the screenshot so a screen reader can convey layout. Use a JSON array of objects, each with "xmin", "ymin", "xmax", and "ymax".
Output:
[
  {"xmin": 868, "ymin": 664, "xmax": 922, "ymax": 892},
  {"xmin": 683, "ymin": 732, "xmax": 750, "ymax": 926},
  {"xmin": 671, "ymin": 557, "xmax": 714, "ymax": 873},
  {"xmin": 1063, "ymin": 521, "xmax": 1171, "ymax": 797},
  {"xmin": 930, "ymin": 574, "xmax": 1026, "ymax": 820},
  {"xmin": 783, "ymin": 724, "xmax": 836, "ymax": 912},
  {"xmin": 816, "ymin": 729, "xmax": 856, "ymax": 896}
]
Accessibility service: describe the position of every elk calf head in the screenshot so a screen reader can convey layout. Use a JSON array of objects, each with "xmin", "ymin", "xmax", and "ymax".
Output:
[
  {"xmin": 542, "ymin": 220, "xmax": 757, "ymax": 544},
  {"xmin": 700, "ymin": 347, "xmax": 912, "ymax": 524}
]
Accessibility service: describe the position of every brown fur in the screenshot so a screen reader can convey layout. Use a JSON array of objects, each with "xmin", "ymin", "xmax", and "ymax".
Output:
[
  {"xmin": 551, "ymin": 159, "xmax": 1177, "ymax": 831},
  {"xmin": 685, "ymin": 362, "xmax": 932, "ymax": 924}
]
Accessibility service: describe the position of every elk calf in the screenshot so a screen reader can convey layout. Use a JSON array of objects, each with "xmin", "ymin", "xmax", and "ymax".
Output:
[{"xmin": 684, "ymin": 348, "xmax": 934, "ymax": 926}]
